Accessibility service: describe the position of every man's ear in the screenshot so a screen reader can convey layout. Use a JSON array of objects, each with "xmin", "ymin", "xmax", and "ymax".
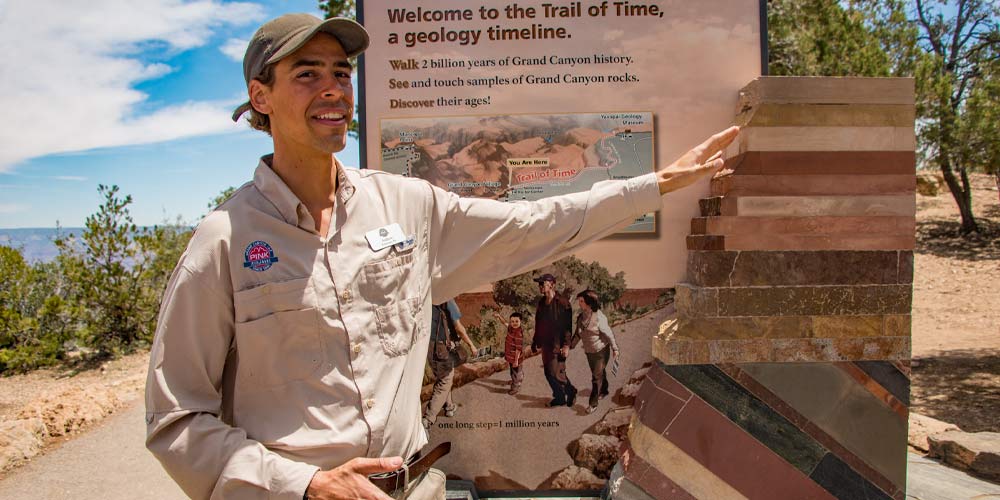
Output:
[{"xmin": 249, "ymin": 80, "xmax": 272, "ymax": 115}]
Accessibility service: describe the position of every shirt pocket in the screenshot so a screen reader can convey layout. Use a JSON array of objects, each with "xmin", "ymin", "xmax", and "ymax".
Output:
[
  {"xmin": 374, "ymin": 296, "xmax": 424, "ymax": 357},
  {"xmin": 233, "ymin": 277, "xmax": 323, "ymax": 388},
  {"xmin": 361, "ymin": 251, "xmax": 423, "ymax": 357}
]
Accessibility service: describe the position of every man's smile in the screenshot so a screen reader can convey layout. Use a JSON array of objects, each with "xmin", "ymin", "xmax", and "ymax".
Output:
[{"xmin": 312, "ymin": 110, "xmax": 349, "ymax": 126}]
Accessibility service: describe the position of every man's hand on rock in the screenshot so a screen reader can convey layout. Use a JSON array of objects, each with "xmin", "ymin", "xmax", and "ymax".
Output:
[
  {"xmin": 657, "ymin": 126, "xmax": 740, "ymax": 195},
  {"xmin": 305, "ymin": 456, "xmax": 402, "ymax": 500}
]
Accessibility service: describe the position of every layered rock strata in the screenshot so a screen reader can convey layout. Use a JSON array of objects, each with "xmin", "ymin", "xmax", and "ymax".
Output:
[{"xmin": 614, "ymin": 77, "xmax": 916, "ymax": 500}]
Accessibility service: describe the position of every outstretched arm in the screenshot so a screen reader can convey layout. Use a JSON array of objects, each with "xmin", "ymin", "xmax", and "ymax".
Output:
[
  {"xmin": 656, "ymin": 126, "xmax": 739, "ymax": 194},
  {"xmin": 430, "ymin": 127, "xmax": 740, "ymax": 302},
  {"xmin": 452, "ymin": 318, "xmax": 477, "ymax": 353}
]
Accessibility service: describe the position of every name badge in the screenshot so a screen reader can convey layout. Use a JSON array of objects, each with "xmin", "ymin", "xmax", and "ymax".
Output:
[
  {"xmin": 394, "ymin": 234, "xmax": 416, "ymax": 252},
  {"xmin": 365, "ymin": 223, "xmax": 406, "ymax": 251}
]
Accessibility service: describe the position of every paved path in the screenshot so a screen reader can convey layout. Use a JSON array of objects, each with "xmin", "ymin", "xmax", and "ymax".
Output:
[
  {"xmin": 906, "ymin": 453, "xmax": 1000, "ymax": 499},
  {"xmin": 0, "ymin": 402, "xmax": 185, "ymax": 500},
  {"xmin": 425, "ymin": 307, "xmax": 672, "ymax": 491}
]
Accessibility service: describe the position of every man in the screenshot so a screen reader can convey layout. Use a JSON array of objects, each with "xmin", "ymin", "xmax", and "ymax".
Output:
[
  {"xmin": 144, "ymin": 12, "xmax": 738, "ymax": 500},
  {"xmin": 422, "ymin": 300, "xmax": 475, "ymax": 430},
  {"xmin": 530, "ymin": 274, "xmax": 577, "ymax": 407}
]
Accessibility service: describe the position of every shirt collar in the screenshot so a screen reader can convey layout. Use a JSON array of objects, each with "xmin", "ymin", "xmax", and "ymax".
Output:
[{"xmin": 253, "ymin": 154, "xmax": 356, "ymax": 228}]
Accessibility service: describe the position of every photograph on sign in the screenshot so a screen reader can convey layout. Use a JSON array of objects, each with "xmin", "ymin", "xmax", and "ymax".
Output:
[
  {"xmin": 380, "ymin": 111, "xmax": 656, "ymax": 232},
  {"xmin": 359, "ymin": 0, "xmax": 762, "ymax": 494}
]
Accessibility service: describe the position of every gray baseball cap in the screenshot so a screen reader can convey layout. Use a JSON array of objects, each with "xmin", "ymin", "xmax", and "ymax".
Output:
[{"xmin": 232, "ymin": 13, "xmax": 369, "ymax": 121}]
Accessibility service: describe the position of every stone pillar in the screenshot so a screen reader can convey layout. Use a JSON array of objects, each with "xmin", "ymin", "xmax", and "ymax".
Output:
[{"xmin": 612, "ymin": 77, "xmax": 915, "ymax": 500}]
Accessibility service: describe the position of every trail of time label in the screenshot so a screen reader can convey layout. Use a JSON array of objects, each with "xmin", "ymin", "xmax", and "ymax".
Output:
[{"xmin": 379, "ymin": 111, "xmax": 656, "ymax": 233}]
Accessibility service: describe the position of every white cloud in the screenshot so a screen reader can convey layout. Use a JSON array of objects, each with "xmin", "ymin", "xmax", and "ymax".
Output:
[
  {"xmin": 221, "ymin": 37, "xmax": 248, "ymax": 62},
  {"xmin": 0, "ymin": 203, "xmax": 29, "ymax": 214},
  {"xmin": 52, "ymin": 176, "xmax": 87, "ymax": 181},
  {"xmin": 0, "ymin": 0, "xmax": 266, "ymax": 172}
]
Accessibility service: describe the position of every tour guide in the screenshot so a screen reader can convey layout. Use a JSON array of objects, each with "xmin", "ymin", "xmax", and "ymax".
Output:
[{"xmin": 143, "ymin": 12, "xmax": 739, "ymax": 500}]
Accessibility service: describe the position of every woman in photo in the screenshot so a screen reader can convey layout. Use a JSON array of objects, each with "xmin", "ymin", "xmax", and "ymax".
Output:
[{"xmin": 573, "ymin": 289, "xmax": 620, "ymax": 414}]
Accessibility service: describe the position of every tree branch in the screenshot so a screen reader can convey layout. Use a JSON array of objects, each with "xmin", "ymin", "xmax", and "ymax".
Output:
[
  {"xmin": 916, "ymin": 0, "xmax": 946, "ymax": 57},
  {"xmin": 948, "ymin": 0, "xmax": 969, "ymax": 66},
  {"xmin": 958, "ymin": 12, "xmax": 990, "ymax": 49}
]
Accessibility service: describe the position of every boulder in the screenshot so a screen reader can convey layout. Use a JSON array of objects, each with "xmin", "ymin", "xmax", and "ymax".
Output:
[
  {"xmin": 928, "ymin": 430, "xmax": 1000, "ymax": 480},
  {"xmin": 550, "ymin": 465, "xmax": 606, "ymax": 490},
  {"xmin": 0, "ymin": 418, "xmax": 46, "ymax": 471},
  {"xmin": 908, "ymin": 413, "xmax": 960, "ymax": 452},
  {"xmin": 616, "ymin": 365, "xmax": 652, "ymax": 406},
  {"xmin": 593, "ymin": 407, "xmax": 634, "ymax": 439},
  {"xmin": 617, "ymin": 381, "xmax": 642, "ymax": 406},
  {"xmin": 17, "ymin": 386, "xmax": 120, "ymax": 437},
  {"xmin": 570, "ymin": 433, "xmax": 622, "ymax": 478},
  {"xmin": 916, "ymin": 171, "xmax": 943, "ymax": 196}
]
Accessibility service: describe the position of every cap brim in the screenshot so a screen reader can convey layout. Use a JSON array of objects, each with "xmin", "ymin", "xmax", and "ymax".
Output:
[{"xmin": 266, "ymin": 17, "xmax": 369, "ymax": 66}]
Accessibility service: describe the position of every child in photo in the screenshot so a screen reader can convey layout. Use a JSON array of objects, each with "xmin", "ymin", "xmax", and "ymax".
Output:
[{"xmin": 495, "ymin": 311, "xmax": 526, "ymax": 395}]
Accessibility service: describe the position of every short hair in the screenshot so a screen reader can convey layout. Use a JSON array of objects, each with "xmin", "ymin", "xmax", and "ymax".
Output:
[
  {"xmin": 576, "ymin": 289, "xmax": 601, "ymax": 311},
  {"xmin": 509, "ymin": 312, "xmax": 523, "ymax": 320},
  {"xmin": 246, "ymin": 63, "xmax": 276, "ymax": 135}
]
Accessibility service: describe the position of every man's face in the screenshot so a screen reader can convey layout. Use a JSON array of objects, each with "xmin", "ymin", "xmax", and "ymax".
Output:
[
  {"xmin": 538, "ymin": 280, "xmax": 554, "ymax": 296},
  {"xmin": 252, "ymin": 33, "xmax": 354, "ymax": 156}
]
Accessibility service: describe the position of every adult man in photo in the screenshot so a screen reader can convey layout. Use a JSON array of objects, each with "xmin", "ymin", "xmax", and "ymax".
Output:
[
  {"xmin": 144, "ymin": 12, "xmax": 738, "ymax": 500},
  {"xmin": 530, "ymin": 273, "xmax": 577, "ymax": 408}
]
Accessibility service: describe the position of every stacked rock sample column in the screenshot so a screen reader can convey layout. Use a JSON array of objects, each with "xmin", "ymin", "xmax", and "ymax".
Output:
[{"xmin": 615, "ymin": 77, "xmax": 916, "ymax": 500}]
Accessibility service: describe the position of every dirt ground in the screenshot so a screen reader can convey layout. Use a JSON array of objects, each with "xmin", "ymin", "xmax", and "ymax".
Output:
[
  {"xmin": 910, "ymin": 173, "xmax": 1000, "ymax": 433},
  {"xmin": 0, "ymin": 173, "xmax": 997, "ymax": 467}
]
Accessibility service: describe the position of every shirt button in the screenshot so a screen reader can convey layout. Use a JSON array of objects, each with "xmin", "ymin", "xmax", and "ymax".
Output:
[
  {"xmin": 340, "ymin": 290, "xmax": 351, "ymax": 301},
  {"xmin": 366, "ymin": 398, "xmax": 376, "ymax": 409},
  {"xmin": 352, "ymin": 343, "xmax": 362, "ymax": 355}
]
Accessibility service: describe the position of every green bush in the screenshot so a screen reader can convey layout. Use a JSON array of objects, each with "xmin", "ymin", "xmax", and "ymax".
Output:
[{"xmin": 0, "ymin": 185, "xmax": 193, "ymax": 374}]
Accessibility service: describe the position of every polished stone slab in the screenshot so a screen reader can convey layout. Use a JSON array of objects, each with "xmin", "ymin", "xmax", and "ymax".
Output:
[
  {"xmin": 729, "ymin": 195, "xmax": 916, "ymax": 217},
  {"xmin": 854, "ymin": 361, "xmax": 911, "ymax": 406},
  {"xmin": 671, "ymin": 315, "xmax": 910, "ymax": 341},
  {"xmin": 686, "ymin": 233, "xmax": 916, "ymax": 251},
  {"xmin": 675, "ymin": 283, "xmax": 913, "ymax": 317},
  {"xmin": 618, "ymin": 448, "xmax": 697, "ymax": 500},
  {"xmin": 628, "ymin": 421, "xmax": 748, "ymax": 500},
  {"xmin": 686, "ymin": 250, "xmax": 914, "ymax": 287},
  {"xmin": 741, "ymin": 363, "xmax": 909, "ymax": 487},
  {"xmin": 740, "ymin": 127, "xmax": 916, "ymax": 153},
  {"xmin": 720, "ymin": 364, "xmax": 903, "ymax": 497},
  {"xmin": 711, "ymin": 174, "xmax": 915, "ymax": 197},
  {"xmin": 654, "ymin": 336, "xmax": 912, "ymax": 364},
  {"xmin": 737, "ymin": 77, "xmax": 915, "ymax": 107},
  {"xmin": 691, "ymin": 216, "xmax": 915, "ymax": 236},
  {"xmin": 737, "ymin": 103, "xmax": 916, "ymax": 128},
  {"xmin": 726, "ymin": 151, "xmax": 916, "ymax": 176},
  {"xmin": 637, "ymin": 371, "xmax": 838, "ymax": 499}
]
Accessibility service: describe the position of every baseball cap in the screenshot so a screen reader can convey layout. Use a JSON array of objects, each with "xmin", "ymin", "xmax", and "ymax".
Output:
[
  {"xmin": 533, "ymin": 273, "xmax": 557, "ymax": 283},
  {"xmin": 232, "ymin": 13, "xmax": 370, "ymax": 122}
]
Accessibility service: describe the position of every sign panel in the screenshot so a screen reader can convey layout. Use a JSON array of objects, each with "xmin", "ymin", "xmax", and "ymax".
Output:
[{"xmin": 359, "ymin": 0, "xmax": 762, "ymax": 494}]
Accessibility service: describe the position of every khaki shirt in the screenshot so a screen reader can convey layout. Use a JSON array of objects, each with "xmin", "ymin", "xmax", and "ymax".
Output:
[{"xmin": 145, "ymin": 156, "xmax": 661, "ymax": 499}]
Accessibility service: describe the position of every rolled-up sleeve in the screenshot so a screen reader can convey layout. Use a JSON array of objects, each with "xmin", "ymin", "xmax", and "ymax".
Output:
[
  {"xmin": 429, "ymin": 172, "xmax": 662, "ymax": 302},
  {"xmin": 598, "ymin": 312, "xmax": 619, "ymax": 351},
  {"xmin": 145, "ymin": 263, "xmax": 318, "ymax": 500}
]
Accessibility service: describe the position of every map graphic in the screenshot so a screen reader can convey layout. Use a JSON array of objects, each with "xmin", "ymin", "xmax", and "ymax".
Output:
[{"xmin": 380, "ymin": 112, "xmax": 656, "ymax": 233}]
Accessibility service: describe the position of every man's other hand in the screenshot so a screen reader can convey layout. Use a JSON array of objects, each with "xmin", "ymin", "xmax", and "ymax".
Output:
[
  {"xmin": 657, "ymin": 126, "xmax": 740, "ymax": 195},
  {"xmin": 305, "ymin": 456, "xmax": 403, "ymax": 500}
]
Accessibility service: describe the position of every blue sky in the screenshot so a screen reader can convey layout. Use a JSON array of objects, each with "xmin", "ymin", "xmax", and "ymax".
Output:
[{"xmin": 0, "ymin": 0, "xmax": 360, "ymax": 228}]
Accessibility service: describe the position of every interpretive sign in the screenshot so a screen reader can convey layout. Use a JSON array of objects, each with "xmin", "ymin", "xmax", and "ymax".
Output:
[{"xmin": 359, "ymin": 0, "xmax": 763, "ymax": 494}]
